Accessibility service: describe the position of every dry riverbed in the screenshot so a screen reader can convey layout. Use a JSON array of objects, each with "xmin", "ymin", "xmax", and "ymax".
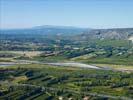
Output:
[{"xmin": 0, "ymin": 60, "xmax": 133, "ymax": 72}]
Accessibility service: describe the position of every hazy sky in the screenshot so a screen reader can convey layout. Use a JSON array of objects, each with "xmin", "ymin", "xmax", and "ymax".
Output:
[{"xmin": 0, "ymin": 0, "xmax": 133, "ymax": 29}]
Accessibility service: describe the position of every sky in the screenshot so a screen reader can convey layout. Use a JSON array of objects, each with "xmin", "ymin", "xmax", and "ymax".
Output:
[{"xmin": 0, "ymin": 0, "xmax": 133, "ymax": 29}]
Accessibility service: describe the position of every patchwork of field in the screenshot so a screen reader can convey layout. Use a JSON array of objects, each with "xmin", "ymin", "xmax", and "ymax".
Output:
[
  {"xmin": 93, "ymin": 64, "xmax": 133, "ymax": 73},
  {"xmin": 0, "ymin": 64, "xmax": 133, "ymax": 100},
  {"xmin": 0, "ymin": 33, "xmax": 133, "ymax": 99},
  {"xmin": 0, "ymin": 51, "xmax": 43, "ymax": 58}
]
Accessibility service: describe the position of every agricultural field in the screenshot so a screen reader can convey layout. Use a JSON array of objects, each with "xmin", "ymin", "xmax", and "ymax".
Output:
[
  {"xmin": 0, "ymin": 64, "xmax": 133, "ymax": 100},
  {"xmin": 0, "ymin": 28, "xmax": 133, "ymax": 99}
]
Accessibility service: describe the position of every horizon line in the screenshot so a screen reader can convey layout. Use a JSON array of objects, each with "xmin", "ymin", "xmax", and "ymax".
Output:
[{"xmin": 0, "ymin": 25, "xmax": 133, "ymax": 30}]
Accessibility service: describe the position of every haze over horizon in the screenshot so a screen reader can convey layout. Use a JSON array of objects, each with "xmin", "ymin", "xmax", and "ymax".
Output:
[{"xmin": 1, "ymin": 0, "xmax": 133, "ymax": 29}]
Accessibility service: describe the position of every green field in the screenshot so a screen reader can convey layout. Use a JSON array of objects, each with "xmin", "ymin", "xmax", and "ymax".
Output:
[
  {"xmin": 0, "ymin": 32, "xmax": 133, "ymax": 99},
  {"xmin": 0, "ymin": 64, "xmax": 133, "ymax": 100}
]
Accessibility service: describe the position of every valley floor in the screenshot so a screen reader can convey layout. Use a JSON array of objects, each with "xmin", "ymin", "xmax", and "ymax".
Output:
[{"xmin": 0, "ymin": 60, "xmax": 133, "ymax": 100}]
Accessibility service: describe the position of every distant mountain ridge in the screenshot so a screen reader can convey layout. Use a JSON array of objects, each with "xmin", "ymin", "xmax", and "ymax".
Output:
[
  {"xmin": 79, "ymin": 28, "xmax": 133, "ymax": 40},
  {"xmin": 1, "ymin": 26, "xmax": 133, "ymax": 40},
  {"xmin": 0, "ymin": 25, "xmax": 89, "ymax": 35},
  {"xmin": 32, "ymin": 25, "xmax": 86, "ymax": 29}
]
